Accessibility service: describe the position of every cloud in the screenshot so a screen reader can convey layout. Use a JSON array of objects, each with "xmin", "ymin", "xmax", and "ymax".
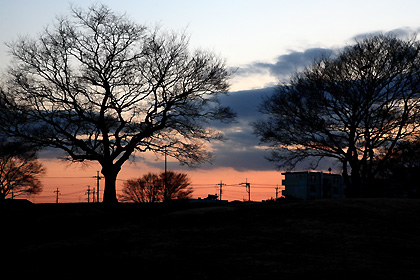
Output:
[
  {"xmin": 43, "ymin": 27, "xmax": 420, "ymax": 173},
  {"xmin": 232, "ymin": 26, "xmax": 420, "ymax": 89},
  {"xmin": 351, "ymin": 27, "xmax": 420, "ymax": 42},
  {"xmin": 209, "ymin": 88, "xmax": 276, "ymax": 171},
  {"xmin": 38, "ymin": 147, "xmax": 67, "ymax": 159},
  {"xmin": 218, "ymin": 87, "xmax": 274, "ymax": 121},
  {"xmin": 34, "ymin": 85, "xmax": 340, "ymax": 173},
  {"xmin": 234, "ymin": 48, "xmax": 333, "ymax": 80},
  {"xmin": 144, "ymin": 87, "xmax": 278, "ymax": 172}
]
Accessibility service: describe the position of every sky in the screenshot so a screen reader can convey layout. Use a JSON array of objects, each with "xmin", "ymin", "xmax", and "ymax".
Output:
[{"xmin": 1, "ymin": 0, "xmax": 420, "ymax": 202}]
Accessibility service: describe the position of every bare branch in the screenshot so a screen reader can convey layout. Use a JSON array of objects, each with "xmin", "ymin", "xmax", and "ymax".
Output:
[
  {"xmin": 254, "ymin": 34, "xmax": 420, "ymax": 197},
  {"xmin": 1, "ymin": 4, "xmax": 234, "ymax": 203}
]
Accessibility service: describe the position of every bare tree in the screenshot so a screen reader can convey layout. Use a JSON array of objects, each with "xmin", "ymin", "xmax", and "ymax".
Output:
[
  {"xmin": 0, "ymin": 141, "xmax": 45, "ymax": 200},
  {"xmin": 254, "ymin": 35, "xmax": 420, "ymax": 197},
  {"xmin": 119, "ymin": 171, "xmax": 192, "ymax": 203},
  {"xmin": 2, "ymin": 5, "xmax": 234, "ymax": 203},
  {"xmin": 161, "ymin": 170, "xmax": 193, "ymax": 201},
  {"xmin": 119, "ymin": 173, "xmax": 161, "ymax": 203}
]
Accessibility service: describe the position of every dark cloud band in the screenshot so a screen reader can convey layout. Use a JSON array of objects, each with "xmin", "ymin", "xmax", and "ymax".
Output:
[{"xmin": 234, "ymin": 48, "xmax": 333, "ymax": 79}]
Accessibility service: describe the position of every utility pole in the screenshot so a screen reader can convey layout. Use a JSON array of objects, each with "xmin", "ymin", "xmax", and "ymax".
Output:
[
  {"xmin": 54, "ymin": 188, "xmax": 60, "ymax": 203},
  {"xmin": 86, "ymin": 185, "xmax": 92, "ymax": 203},
  {"xmin": 240, "ymin": 179, "xmax": 251, "ymax": 202},
  {"xmin": 164, "ymin": 147, "xmax": 168, "ymax": 201},
  {"xmin": 216, "ymin": 180, "xmax": 226, "ymax": 201},
  {"xmin": 275, "ymin": 185, "xmax": 279, "ymax": 200},
  {"xmin": 92, "ymin": 188, "xmax": 96, "ymax": 203},
  {"xmin": 93, "ymin": 171, "xmax": 103, "ymax": 203}
]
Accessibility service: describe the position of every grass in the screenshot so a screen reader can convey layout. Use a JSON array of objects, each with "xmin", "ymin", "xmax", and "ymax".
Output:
[{"xmin": 3, "ymin": 199, "xmax": 420, "ymax": 279}]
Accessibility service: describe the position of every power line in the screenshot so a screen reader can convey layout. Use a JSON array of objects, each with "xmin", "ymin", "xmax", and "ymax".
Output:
[
  {"xmin": 249, "ymin": 186, "xmax": 279, "ymax": 189},
  {"xmin": 222, "ymin": 188, "xmax": 245, "ymax": 194},
  {"xmin": 39, "ymin": 173, "xmax": 285, "ymax": 202},
  {"xmin": 43, "ymin": 176, "xmax": 94, "ymax": 179},
  {"xmin": 61, "ymin": 190, "xmax": 85, "ymax": 196},
  {"xmin": 191, "ymin": 186, "xmax": 217, "ymax": 189}
]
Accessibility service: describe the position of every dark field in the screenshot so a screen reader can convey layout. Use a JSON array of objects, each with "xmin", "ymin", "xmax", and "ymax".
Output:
[{"xmin": 3, "ymin": 199, "xmax": 420, "ymax": 279}]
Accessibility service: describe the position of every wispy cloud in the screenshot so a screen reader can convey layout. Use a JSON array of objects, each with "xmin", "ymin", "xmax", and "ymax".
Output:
[
  {"xmin": 232, "ymin": 26, "xmax": 420, "ymax": 89},
  {"xmin": 234, "ymin": 48, "xmax": 333, "ymax": 81},
  {"xmin": 351, "ymin": 27, "xmax": 420, "ymax": 42}
]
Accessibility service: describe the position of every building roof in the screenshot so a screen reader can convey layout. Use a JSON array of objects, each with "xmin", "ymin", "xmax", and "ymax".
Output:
[{"xmin": 281, "ymin": 171, "xmax": 341, "ymax": 176}]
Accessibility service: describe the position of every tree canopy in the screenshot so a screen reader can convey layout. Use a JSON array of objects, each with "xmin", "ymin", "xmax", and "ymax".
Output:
[
  {"xmin": 254, "ymin": 35, "xmax": 420, "ymax": 197},
  {"xmin": 0, "ymin": 141, "xmax": 45, "ymax": 200},
  {"xmin": 119, "ymin": 171, "xmax": 193, "ymax": 203},
  {"xmin": 1, "ymin": 5, "xmax": 234, "ymax": 203}
]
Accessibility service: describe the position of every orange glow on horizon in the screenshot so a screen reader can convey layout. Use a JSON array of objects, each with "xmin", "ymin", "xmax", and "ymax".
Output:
[{"xmin": 27, "ymin": 159, "xmax": 284, "ymax": 203}]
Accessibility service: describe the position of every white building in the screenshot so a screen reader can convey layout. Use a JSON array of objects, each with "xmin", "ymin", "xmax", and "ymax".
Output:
[{"xmin": 282, "ymin": 171, "xmax": 345, "ymax": 200}]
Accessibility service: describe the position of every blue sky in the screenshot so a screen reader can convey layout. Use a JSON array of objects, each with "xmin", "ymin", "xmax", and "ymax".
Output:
[
  {"xmin": 1, "ymin": 0, "xmax": 420, "ymax": 182},
  {"xmin": 2, "ymin": 0, "xmax": 420, "ymax": 89}
]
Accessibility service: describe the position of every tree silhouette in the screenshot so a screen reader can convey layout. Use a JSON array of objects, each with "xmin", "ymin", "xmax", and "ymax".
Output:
[
  {"xmin": 374, "ymin": 139, "xmax": 420, "ymax": 197},
  {"xmin": 2, "ymin": 5, "xmax": 234, "ymax": 203},
  {"xmin": 254, "ymin": 35, "xmax": 420, "ymax": 197},
  {"xmin": 0, "ymin": 141, "xmax": 45, "ymax": 200},
  {"xmin": 119, "ymin": 173, "xmax": 161, "ymax": 203},
  {"xmin": 161, "ymin": 171, "xmax": 193, "ymax": 201},
  {"xmin": 119, "ymin": 171, "xmax": 192, "ymax": 203}
]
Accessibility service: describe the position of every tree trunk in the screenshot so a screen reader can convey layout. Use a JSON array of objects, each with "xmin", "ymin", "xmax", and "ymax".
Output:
[
  {"xmin": 101, "ymin": 165, "xmax": 120, "ymax": 204},
  {"xmin": 342, "ymin": 160, "xmax": 351, "ymax": 193},
  {"xmin": 348, "ymin": 164, "xmax": 362, "ymax": 198}
]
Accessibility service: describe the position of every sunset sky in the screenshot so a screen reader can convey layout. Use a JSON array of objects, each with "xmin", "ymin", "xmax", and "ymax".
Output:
[{"xmin": 1, "ymin": 0, "xmax": 420, "ymax": 202}]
